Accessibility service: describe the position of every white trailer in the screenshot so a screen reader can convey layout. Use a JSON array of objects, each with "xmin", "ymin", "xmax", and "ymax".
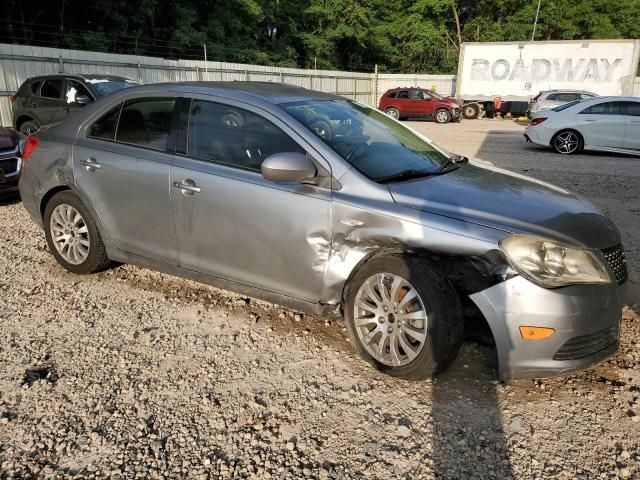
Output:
[{"xmin": 455, "ymin": 39, "xmax": 640, "ymax": 119}]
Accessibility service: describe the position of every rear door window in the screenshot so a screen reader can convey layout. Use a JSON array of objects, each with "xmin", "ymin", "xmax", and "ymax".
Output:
[
  {"xmin": 580, "ymin": 102, "xmax": 623, "ymax": 115},
  {"xmin": 115, "ymin": 98, "xmax": 177, "ymax": 151},
  {"xmin": 546, "ymin": 94, "xmax": 558, "ymax": 101},
  {"xmin": 187, "ymin": 100, "xmax": 305, "ymax": 171},
  {"xmin": 397, "ymin": 90, "xmax": 409, "ymax": 99},
  {"xmin": 386, "ymin": 91, "xmax": 397, "ymax": 98},
  {"xmin": 556, "ymin": 93, "xmax": 579, "ymax": 102},
  {"xmin": 40, "ymin": 79, "xmax": 63, "ymax": 99}
]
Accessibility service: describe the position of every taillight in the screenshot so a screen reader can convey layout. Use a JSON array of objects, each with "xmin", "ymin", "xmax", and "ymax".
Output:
[
  {"xmin": 21, "ymin": 135, "xmax": 40, "ymax": 161},
  {"xmin": 530, "ymin": 117, "xmax": 547, "ymax": 126}
]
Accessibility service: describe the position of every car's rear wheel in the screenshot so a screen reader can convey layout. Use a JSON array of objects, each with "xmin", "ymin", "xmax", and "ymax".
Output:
[
  {"xmin": 43, "ymin": 191, "xmax": 111, "ymax": 274},
  {"xmin": 384, "ymin": 107, "xmax": 400, "ymax": 120},
  {"xmin": 434, "ymin": 109, "xmax": 452, "ymax": 124},
  {"xmin": 19, "ymin": 120, "xmax": 40, "ymax": 135},
  {"xmin": 551, "ymin": 130, "xmax": 583, "ymax": 155},
  {"xmin": 344, "ymin": 254, "xmax": 463, "ymax": 379}
]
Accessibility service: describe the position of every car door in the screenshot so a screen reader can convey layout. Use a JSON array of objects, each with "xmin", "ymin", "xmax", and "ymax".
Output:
[
  {"xmin": 62, "ymin": 79, "xmax": 94, "ymax": 120},
  {"xmin": 408, "ymin": 89, "xmax": 432, "ymax": 117},
  {"xmin": 170, "ymin": 98, "xmax": 332, "ymax": 301},
  {"xmin": 37, "ymin": 78, "xmax": 66, "ymax": 124},
  {"xmin": 73, "ymin": 96, "xmax": 180, "ymax": 264},
  {"xmin": 575, "ymin": 101, "xmax": 626, "ymax": 148},
  {"xmin": 621, "ymin": 101, "xmax": 640, "ymax": 151},
  {"xmin": 394, "ymin": 90, "xmax": 410, "ymax": 117}
]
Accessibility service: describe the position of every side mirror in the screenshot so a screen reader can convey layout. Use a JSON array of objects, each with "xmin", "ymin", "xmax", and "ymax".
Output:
[
  {"xmin": 261, "ymin": 152, "xmax": 317, "ymax": 183},
  {"xmin": 75, "ymin": 95, "xmax": 91, "ymax": 106}
]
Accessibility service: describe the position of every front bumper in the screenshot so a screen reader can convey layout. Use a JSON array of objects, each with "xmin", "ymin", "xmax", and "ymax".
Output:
[
  {"xmin": 470, "ymin": 276, "xmax": 623, "ymax": 380},
  {"xmin": 0, "ymin": 156, "xmax": 21, "ymax": 193}
]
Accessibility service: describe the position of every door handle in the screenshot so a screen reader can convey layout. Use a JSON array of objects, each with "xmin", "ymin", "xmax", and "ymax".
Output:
[
  {"xmin": 584, "ymin": 119, "xmax": 596, "ymax": 122},
  {"xmin": 80, "ymin": 158, "xmax": 101, "ymax": 171},
  {"xmin": 28, "ymin": 102, "xmax": 37, "ymax": 108},
  {"xmin": 173, "ymin": 180, "xmax": 201, "ymax": 195},
  {"xmin": 64, "ymin": 106, "xmax": 71, "ymax": 113}
]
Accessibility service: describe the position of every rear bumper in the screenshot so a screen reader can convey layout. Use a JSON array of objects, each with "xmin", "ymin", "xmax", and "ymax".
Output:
[{"xmin": 470, "ymin": 276, "xmax": 623, "ymax": 380}]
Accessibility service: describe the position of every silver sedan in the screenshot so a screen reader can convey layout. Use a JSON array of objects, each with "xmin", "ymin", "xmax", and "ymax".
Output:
[{"xmin": 19, "ymin": 82, "xmax": 627, "ymax": 380}]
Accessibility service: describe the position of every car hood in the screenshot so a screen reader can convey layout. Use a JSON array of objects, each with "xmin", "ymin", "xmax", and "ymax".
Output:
[{"xmin": 388, "ymin": 161, "xmax": 620, "ymax": 249}]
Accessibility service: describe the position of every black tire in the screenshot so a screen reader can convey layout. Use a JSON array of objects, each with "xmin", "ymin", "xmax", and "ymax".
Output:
[
  {"xmin": 551, "ymin": 129, "xmax": 583, "ymax": 155},
  {"xmin": 19, "ymin": 120, "xmax": 40, "ymax": 135},
  {"xmin": 434, "ymin": 109, "xmax": 452, "ymax": 124},
  {"xmin": 384, "ymin": 107, "xmax": 400, "ymax": 120},
  {"xmin": 344, "ymin": 254, "xmax": 463, "ymax": 380},
  {"xmin": 43, "ymin": 191, "xmax": 111, "ymax": 274},
  {"xmin": 462, "ymin": 103, "xmax": 479, "ymax": 120}
]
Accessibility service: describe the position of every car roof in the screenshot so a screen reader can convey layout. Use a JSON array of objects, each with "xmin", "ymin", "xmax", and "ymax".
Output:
[
  {"xmin": 29, "ymin": 74, "xmax": 134, "ymax": 82},
  {"xmin": 539, "ymin": 89, "xmax": 597, "ymax": 94},
  {"xmin": 118, "ymin": 81, "xmax": 340, "ymax": 105}
]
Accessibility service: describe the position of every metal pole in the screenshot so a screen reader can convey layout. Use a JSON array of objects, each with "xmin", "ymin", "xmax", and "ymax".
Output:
[
  {"xmin": 531, "ymin": 0, "xmax": 542, "ymax": 41},
  {"xmin": 373, "ymin": 64, "xmax": 378, "ymax": 107},
  {"xmin": 203, "ymin": 44, "xmax": 208, "ymax": 79}
]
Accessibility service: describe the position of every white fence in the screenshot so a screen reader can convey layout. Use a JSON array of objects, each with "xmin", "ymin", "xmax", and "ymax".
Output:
[
  {"xmin": 0, "ymin": 43, "xmax": 457, "ymax": 127},
  {"xmin": 0, "ymin": 42, "xmax": 638, "ymax": 127}
]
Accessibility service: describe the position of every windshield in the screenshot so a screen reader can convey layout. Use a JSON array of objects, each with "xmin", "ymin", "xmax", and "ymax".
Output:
[
  {"xmin": 87, "ymin": 79, "xmax": 139, "ymax": 97},
  {"xmin": 282, "ymin": 99, "xmax": 451, "ymax": 181},
  {"xmin": 428, "ymin": 90, "xmax": 445, "ymax": 100}
]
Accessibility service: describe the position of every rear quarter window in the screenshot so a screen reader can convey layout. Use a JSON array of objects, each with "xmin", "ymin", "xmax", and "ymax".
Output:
[
  {"xmin": 88, "ymin": 104, "xmax": 122, "ymax": 141},
  {"xmin": 115, "ymin": 98, "xmax": 176, "ymax": 151},
  {"xmin": 386, "ymin": 91, "xmax": 397, "ymax": 98}
]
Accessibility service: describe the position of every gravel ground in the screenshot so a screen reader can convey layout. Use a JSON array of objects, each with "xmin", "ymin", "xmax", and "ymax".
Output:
[{"xmin": 1, "ymin": 119, "xmax": 639, "ymax": 479}]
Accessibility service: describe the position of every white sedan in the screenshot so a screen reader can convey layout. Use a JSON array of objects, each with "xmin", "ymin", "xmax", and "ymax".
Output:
[{"xmin": 525, "ymin": 96, "xmax": 640, "ymax": 155}]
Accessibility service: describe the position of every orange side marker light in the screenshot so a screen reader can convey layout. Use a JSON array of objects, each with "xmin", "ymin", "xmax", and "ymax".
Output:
[{"xmin": 519, "ymin": 326, "xmax": 555, "ymax": 340}]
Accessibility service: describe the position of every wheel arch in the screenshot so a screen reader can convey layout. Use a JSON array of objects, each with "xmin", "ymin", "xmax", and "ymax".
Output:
[
  {"xmin": 15, "ymin": 114, "xmax": 38, "ymax": 131},
  {"xmin": 39, "ymin": 184, "xmax": 115, "ymax": 254}
]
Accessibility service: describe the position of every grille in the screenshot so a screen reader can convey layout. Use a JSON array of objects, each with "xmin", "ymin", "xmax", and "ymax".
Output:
[
  {"xmin": 553, "ymin": 325, "xmax": 619, "ymax": 361},
  {"xmin": 601, "ymin": 244, "xmax": 628, "ymax": 285},
  {"xmin": 0, "ymin": 157, "xmax": 18, "ymax": 176}
]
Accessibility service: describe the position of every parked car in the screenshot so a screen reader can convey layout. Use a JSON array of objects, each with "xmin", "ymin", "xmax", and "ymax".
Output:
[
  {"xmin": 20, "ymin": 82, "xmax": 627, "ymax": 380},
  {"xmin": 525, "ymin": 96, "xmax": 640, "ymax": 155},
  {"xmin": 527, "ymin": 90, "xmax": 598, "ymax": 118},
  {"xmin": 0, "ymin": 127, "xmax": 22, "ymax": 195},
  {"xmin": 11, "ymin": 74, "xmax": 139, "ymax": 135},
  {"xmin": 378, "ymin": 87, "xmax": 460, "ymax": 123}
]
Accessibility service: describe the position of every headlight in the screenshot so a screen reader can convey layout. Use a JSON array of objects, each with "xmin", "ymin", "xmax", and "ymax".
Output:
[{"xmin": 499, "ymin": 235, "xmax": 610, "ymax": 287}]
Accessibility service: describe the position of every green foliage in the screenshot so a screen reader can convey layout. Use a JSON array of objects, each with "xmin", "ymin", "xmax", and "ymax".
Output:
[{"xmin": 1, "ymin": 0, "xmax": 639, "ymax": 72}]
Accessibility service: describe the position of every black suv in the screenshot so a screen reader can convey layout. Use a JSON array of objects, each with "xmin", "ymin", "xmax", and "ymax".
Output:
[{"xmin": 11, "ymin": 74, "xmax": 138, "ymax": 135}]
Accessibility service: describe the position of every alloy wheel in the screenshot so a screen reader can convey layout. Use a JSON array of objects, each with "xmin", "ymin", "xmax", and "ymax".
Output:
[
  {"xmin": 554, "ymin": 131, "xmax": 579, "ymax": 154},
  {"xmin": 353, "ymin": 273, "xmax": 429, "ymax": 367},
  {"xmin": 49, "ymin": 204, "xmax": 90, "ymax": 265},
  {"xmin": 436, "ymin": 111, "xmax": 449, "ymax": 123}
]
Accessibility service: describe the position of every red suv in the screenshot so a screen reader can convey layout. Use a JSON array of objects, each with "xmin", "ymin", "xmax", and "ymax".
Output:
[{"xmin": 378, "ymin": 88, "xmax": 460, "ymax": 123}]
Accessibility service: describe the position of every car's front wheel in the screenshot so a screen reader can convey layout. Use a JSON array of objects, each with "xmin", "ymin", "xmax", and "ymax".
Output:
[
  {"xmin": 43, "ymin": 191, "xmax": 111, "ymax": 274},
  {"xmin": 551, "ymin": 130, "xmax": 583, "ymax": 155},
  {"xmin": 344, "ymin": 254, "xmax": 463, "ymax": 379},
  {"xmin": 434, "ymin": 109, "xmax": 452, "ymax": 124}
]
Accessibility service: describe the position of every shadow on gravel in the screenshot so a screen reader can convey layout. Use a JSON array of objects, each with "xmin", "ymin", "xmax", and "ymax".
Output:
[{"xmin": 432, "ymin": 359, "xmax": 513, "ymax": 479}]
